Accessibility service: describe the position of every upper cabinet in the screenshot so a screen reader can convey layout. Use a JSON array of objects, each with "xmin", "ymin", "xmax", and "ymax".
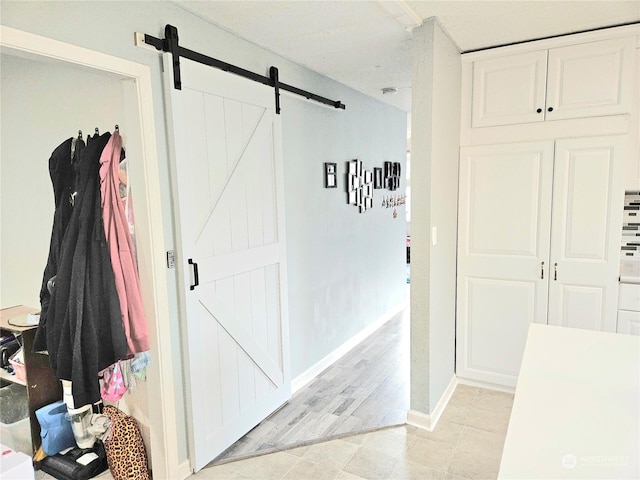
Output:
[
  {"xmin": 472, "ymin": 50, "xmax": 547, "ymax": 127},
  {"xmin": 471, "ymin": 37, "xmax": 634, "ymax": 128}
]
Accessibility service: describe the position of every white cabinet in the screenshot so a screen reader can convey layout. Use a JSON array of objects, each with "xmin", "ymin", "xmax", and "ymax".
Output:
[
  {"xmin": 471, "ymin": 37, "xmax": 634, "ymax": 128},
  {"xmin": 617, "ymin": 310, "xmax": 640, "ymax": 335},
  {"xmin": 618, "ymin": 283, "xmax": 640, "ymax": 335},
  {"xmin": 547, "ymin": 137, "xmax": 626, "ymax": 332},
  {"xmin": 472, "ymin": 51, "xmax": 547, "ymax": 127},
  {"xmin": 456, "ymin": 136, "xmax": 625, "ymax": 387}
]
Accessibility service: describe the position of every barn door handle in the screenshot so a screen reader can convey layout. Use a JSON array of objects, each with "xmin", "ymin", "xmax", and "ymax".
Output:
[{"xmin": 188, "ymin": 258, "xmax": 199, "ymax": 290}]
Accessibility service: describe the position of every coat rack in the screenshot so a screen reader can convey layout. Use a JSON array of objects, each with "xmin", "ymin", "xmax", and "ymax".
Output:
[{"xmin": 138, "ymin": 25, "xmax": 346, "ymax": 115}]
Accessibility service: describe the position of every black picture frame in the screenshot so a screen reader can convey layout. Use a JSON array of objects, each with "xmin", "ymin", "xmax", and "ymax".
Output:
[
  {"xmin": 374, "ymin": 167, "xmax": 383, "ymax": 189},
  {"xmin": 324, "ymin": 162, "xmax": 337, "ymax": 188}
]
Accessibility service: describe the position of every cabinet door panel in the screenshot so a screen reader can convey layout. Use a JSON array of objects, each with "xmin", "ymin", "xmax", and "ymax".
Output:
[
  {"xmin": 472, "ymin": 51, "xmax": 547, "ymax": 128},
  {"xmin": 557, "ymin": 285, "xmax": 605, "ymax": 331},
  {"xmin": 457, "ymin": 141, "xmax": 554, "ymax": 387},
  {"xmin": 465, "ymin": 277, "xmax": 537, "ymax": 381},
  {"xmin": 548, "ymin": 136, "xmax": 625, "ymax": 332},
  {"xmin": 546, "ymin": 38, "xmax": 633, "ymax": 121},
  {"xmin": 617, "ymin": 310, "xmax": 640, "ymax": 335}
]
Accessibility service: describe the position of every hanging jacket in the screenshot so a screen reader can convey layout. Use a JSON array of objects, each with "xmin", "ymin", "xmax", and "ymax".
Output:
[
  {"xmin": 99, "ymin": 131, "xmax": 150, "ymax": 355},
  {"xmin": 34, "ymin": 137, "xmax": 84, "ymax": 352},
  {"xmin": 46, "ymin": 132, "xmax": 128, "ymax": 407}
]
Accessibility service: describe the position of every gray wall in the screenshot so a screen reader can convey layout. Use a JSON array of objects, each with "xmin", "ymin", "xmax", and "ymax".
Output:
[
  {"xmin": 1, "ymin": 0, "xmax": 408, "ymax": 463},
  {"xmin": 282, "ymin": 94, "xmax": 407, "ymax": 377},
  {"xmin": 410, "ymin": 18, "xmax": 461, "ymax": 415},
  {"xmin": 1, "ymin": 55, "xmax": 126, "ymax": 309}
]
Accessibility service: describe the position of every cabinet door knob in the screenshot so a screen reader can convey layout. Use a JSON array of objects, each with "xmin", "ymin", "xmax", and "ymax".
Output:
[
  {"xmin": 547, "ymin": 107, "xmax": 554, "ymax": 112},
  {"xmin": 536, "ymin": 108, "xmax": 542, "ymax": 113},
  {"xmin": 554, "ymin": 262, "xmax": 558, "ymax": 281},
  {"xmin": 541, "ymin": 261, "xmax": 545, "ymax": 279}
]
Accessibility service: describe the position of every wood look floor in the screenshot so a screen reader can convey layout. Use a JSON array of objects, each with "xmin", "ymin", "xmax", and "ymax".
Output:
[
  {"xmin": 193, "ymin": 386, "xmax": 514, "ymax": 480},
  {"xmin": 216, "ymin": 307, "xmax": 410, "ymax": 463}
]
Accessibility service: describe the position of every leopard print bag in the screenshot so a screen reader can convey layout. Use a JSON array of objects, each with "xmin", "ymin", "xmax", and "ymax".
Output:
[{"xmin": 103, "ymin": 405, "xmax": 150, "ymax": 480}]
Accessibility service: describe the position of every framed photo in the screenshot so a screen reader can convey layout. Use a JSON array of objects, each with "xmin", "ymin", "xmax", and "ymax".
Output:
[
  {"xmin": 365, "ymin": 184, "xmax": 372, "ymax": 197},
  {"xmin": 364, "ymin": 170, "xmax": 373, "ymax": 184},
  {"xmin": 365, "ymin": 197, "xmax": 373, "ymax": 210},
  {"xmin": 374, "ymin": 167, "xmax": 383, "ymax": 189},
  {"xmin": 324, "ymin": 162, "xmax": 337, "ymax": 188},
  {"xmin": 349, "ymin": 159, "xmax": 358, "ymax": 175}
]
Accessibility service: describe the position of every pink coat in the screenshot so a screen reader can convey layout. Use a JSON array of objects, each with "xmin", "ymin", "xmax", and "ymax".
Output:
[{"xmin": 100, "ymin": 132, "xmax": 150, "ymax": 355}]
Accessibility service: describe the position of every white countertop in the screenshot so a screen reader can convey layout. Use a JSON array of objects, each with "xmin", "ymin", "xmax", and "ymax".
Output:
[{"xmin": 499, "ymin": 324, "xmax": 640, "ymax": 479}]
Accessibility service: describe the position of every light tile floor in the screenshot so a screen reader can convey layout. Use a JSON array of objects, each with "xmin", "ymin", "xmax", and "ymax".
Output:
[
  {"xmin": 35, "ymin": 385, "xmax": 512, "ymax": 480},
  {"xmin": 189, "ymin": 385, "xmax": 514, "ymax": 480}
]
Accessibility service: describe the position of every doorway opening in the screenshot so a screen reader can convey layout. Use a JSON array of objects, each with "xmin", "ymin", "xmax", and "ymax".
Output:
[
  {"xmin": 215, "ymin": 306, "xmax": 410, "ymax": 464},
  {"xmin": 0, "ymin": 26, "xmax": 179, "ymax": 479}
]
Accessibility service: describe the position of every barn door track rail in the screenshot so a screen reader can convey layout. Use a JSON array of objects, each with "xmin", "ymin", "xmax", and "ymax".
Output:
[{"xmin": 137, "ymin": 25, "xmax": 346, "ymax": 114}]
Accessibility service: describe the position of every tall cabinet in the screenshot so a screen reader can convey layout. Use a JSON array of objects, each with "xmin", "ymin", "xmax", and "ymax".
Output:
[{"xmin": 457, "ymin": 25, "xmax": 639, "ymax": 389}]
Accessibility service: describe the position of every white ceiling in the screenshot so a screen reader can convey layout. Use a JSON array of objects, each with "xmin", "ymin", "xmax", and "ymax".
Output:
[{"xmin": 176, "ymin": 1, "xmax": 640, "ymax": 113}]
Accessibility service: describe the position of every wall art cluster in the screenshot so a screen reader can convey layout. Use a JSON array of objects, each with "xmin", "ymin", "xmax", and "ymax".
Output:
[
  {"xmin": 324, "ymin": 159, "xmax": 403, "ymax": 214},
  {"xmin": 347, "ymin": 159, "xmax": 374, "ymax": 213}
]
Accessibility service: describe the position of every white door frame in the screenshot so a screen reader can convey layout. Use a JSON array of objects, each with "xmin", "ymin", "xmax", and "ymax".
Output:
[{"xmin": 0, "ymin": 26, "xmax": 180, "ymax": 479}]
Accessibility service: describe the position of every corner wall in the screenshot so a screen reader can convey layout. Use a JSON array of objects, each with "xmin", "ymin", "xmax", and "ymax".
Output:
[{"xmin": 410, "ymin": 18, "xmax": 461, "ymax": 417}]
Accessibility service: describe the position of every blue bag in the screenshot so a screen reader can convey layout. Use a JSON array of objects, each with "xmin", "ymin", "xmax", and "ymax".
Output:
[{"xmin": 36, "ymin": 401, "xmax": 76, "ymax": 455}]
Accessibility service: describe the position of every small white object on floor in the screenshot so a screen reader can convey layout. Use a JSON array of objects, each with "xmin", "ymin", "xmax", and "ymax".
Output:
[{"xmin": 0, "ymin": 443, "xmax": 35, "ymax": 480}]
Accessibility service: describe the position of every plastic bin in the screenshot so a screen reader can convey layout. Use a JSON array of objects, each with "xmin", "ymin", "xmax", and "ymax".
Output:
[
  {"xmin": 0, "ymin": 443, "xmax": 35, "ymax": 480},
  {"xmin": 0, "ymin": 383, "xmax": 31, "ymax": 455}
]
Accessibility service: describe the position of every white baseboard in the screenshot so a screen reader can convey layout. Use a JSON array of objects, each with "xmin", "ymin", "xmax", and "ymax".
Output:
[
  {"xmin": 178, "ymin": 460, "xmax": 192, "ymax": 480},
  {"xmin": 456, "ymin": 376, "xmax": 516, "ymax": 394},
  {"xmin": 407, "ymin": 375, "xmax": 457, "ymax": 432},
  {"xmin": 291, "ymin": 299, "xmax": 408, "ymax": 395}
]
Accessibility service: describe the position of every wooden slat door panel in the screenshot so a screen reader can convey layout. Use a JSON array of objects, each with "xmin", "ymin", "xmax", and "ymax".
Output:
[{"xmin": 164, "ymin": 55, "xmax": 290, "ymax": 471}]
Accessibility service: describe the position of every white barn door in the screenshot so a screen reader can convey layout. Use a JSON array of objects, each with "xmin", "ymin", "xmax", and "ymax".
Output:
[{"xmin": 164, "ymin": 56, "xmax": 291, "ymax": 471}]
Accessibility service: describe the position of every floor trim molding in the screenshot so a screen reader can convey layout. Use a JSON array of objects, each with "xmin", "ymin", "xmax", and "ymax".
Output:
[
  {"xmin": 291, "ymin": 300, "xmax": 408, "ymax": 394},
  {"xmin": 407, "ymin": 375, "xmax": 457, "ymax": 432},
  {"xmin": 456, "ymin": 376, "xmax": 516, "ymax": 394},
  {"xmin": 178, "ymin": 460, "xmax": 192, "ymax": 480}
]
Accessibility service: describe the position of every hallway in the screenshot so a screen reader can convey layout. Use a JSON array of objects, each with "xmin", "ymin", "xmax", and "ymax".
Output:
[
  {"xmin": 193, "ymin": 385, "xmax": 513, "ymax": 480},
  {"xmin": 216, "ymin": 307, "xmax": 410, "ymax": 462}
]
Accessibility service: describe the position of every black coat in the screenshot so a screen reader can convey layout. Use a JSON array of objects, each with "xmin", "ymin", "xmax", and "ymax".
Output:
[
  {"xmin": 34, "ymin": 137, "xmax": 79, "ymax": 353},
  {"xmin": 37, "ymin": 133, "xmax": 127, "ymax": 407}
]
